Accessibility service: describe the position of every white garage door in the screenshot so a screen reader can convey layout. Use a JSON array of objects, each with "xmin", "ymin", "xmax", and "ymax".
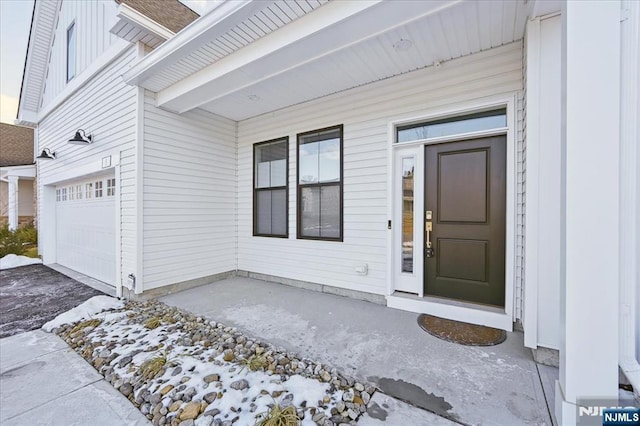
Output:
[{"xmin": 55, "ymin": 174, "xmax": 116, "ymax": 285}]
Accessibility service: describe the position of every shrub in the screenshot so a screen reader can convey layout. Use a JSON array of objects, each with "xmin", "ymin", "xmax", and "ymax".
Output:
[
  {"xmin": 16, "ymin": 224, "xmax": 37, "ymax": 245},
  {"xmin": 0, "ymin": 224, "xmax": 38, "ymax": 257},
  {"xmin": 0, "ymin": 224, "xmax": 24, "ymax": 257}
]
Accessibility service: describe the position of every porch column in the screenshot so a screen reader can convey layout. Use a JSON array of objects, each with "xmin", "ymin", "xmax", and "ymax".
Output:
[
  {"xmin": 7, "ymin": 175, "xmax": 19, "ymax": 230},
  {"xmin": 556, "ymin": 1, "xmax": 621, "ymax": 424}
]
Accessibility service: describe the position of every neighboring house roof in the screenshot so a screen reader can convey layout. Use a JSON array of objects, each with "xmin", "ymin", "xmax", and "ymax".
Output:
[
  {"xmin": 0, "ymin": 123, "xmax": 34, "ymax": 167},
  {"xmin": 114, "ymin": 0, "xmax": 199, "ymax": 34}
]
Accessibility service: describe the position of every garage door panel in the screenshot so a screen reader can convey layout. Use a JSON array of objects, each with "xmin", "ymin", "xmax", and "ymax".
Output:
[{"xmin": 56, "ymin": 175, "xmax": 116, "ymax": 285}]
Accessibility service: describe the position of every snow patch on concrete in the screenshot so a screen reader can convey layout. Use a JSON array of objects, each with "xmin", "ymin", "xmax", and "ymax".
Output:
[
  {"xmin": 42, "ymin": 296, "xmax": 124, "ymax": 332},
  {"xmin": 0, "ymin": 254, "xmax": 42, "ymax": 269}
]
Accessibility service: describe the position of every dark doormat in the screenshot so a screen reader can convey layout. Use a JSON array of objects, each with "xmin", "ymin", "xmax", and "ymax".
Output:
[{"xmin": 417, "ymin": 314, "xmax": 507, "ymax": 346}]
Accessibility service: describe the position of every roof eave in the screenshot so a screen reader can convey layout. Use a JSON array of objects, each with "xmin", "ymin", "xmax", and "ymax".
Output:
[
  {"xmin": 122, "ymin": 0, "xmax": 267, "ymax": 86},
  {"xmin": 112, "ymin": 3, "xmax": 174, "ymax": 43}
]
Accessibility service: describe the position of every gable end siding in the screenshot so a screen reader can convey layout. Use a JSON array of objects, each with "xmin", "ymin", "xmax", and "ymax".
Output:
[{"xmin": 41, "ymin": 0, "xmax": 119, "ymax": 110}]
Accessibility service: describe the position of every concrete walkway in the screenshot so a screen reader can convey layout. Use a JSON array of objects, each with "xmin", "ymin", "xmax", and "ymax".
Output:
[
  {"xmin": 0, "ymin": 330, "xmax": 150, "ymax": 425},
  {"xmin": 161, "ymin": 276, "xmax": 557, "ymax": 426}
]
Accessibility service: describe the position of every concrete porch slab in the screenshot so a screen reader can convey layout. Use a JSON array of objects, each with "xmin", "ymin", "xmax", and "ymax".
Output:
[
  {"xmin": 160, "ymin": 276, "xmax": 553, "ymax": 425},
  {"xmin": 359, "ymin": 392, "xmax": 458, "ymax": 425}
]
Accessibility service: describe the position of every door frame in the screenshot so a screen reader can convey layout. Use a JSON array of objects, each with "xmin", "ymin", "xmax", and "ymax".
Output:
[{"xmin": 386, "ymin": 94, "xmax": 517, "ymax": 331}]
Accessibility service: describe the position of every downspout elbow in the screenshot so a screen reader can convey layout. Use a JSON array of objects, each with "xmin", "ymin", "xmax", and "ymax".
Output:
[{"xmin": 620, "ymin": 301, "xmax": 640, "ymax": 402}]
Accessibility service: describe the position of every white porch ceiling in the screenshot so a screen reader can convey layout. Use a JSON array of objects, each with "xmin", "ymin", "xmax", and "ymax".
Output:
[{"xmin": 128, "ymin": 0, "xmax": 530, "ymax": 121}]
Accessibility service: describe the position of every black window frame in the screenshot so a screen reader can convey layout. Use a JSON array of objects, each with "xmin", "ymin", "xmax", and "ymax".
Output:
[
  {"xmin": 66, "ymin": 21, "xmax": 76, "ymax": 82},
  {"xmin": 296, "ymin": 124, "xmax": 344, "ymax": 242},
  {"xmin": 253, "ymin": 137, "xmax": 289, "ymax": 238}
]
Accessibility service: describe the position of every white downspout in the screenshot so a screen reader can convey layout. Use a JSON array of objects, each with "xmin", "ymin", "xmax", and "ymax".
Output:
[{"xmin": 619, "ymin": 0, "xmax": 640, "ymax": 402}]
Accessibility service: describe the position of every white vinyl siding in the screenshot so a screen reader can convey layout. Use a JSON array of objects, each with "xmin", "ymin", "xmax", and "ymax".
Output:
[
  {"xmin": 37, "ymin": 46, "xmax": 137, "ymax": 287},
  {"xmin": 142, "ymin": 92, "xmax": 237, "ymax": 291},
  {"xmin": 237, "ymin": 42, "xmax": 525, "ymax": 306},
  {"xmin": 41, "ymin": 0, "xmax": 119, "ymax": 109}
]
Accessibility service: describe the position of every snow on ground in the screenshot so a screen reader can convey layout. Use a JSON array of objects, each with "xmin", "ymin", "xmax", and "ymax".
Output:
[
  {"xmin": 42, "ymin": 295, "xmax": 124, "ymax": 332},
  {"xmin": 46, "ymin": 300, "xmax": 371, "ymax": 425},
  {"xmin": 0, "ymin": 254, "xmax": 42, "ymax": 269}
]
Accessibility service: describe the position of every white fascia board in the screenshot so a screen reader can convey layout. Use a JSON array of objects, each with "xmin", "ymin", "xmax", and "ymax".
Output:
[
  {"xmin": 116, "ymin": 3, "xmax": 174, "ymax": 41},
  {"xmin": 0, "ymin": 165, "xmax": 37, "ymax": 180},
  {"xmin": 157, "ymin": 0, "xmax": 458, "ymax": 113},
  {"xmin": 15, "ymin": 110, "xmax": 39, "ymax": 128},
  {"xmin": 122, "ymin": 0, "xmax": 267, "ymax": 86},
  {"xmin": 530, "ymin": 0, "xmax": 562, "ymax": 19},
  {"xmin": 17, "ymin": 0, "xmax": 60, "ymax": 122}
]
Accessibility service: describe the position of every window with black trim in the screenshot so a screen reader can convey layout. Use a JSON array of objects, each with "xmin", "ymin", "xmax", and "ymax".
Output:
[
  {"xmin": 253, "ymin": 138, "xmax": 288, "ymax": 237},
  {"xmin": 297, "ymin": 125, "xmax": 343, "ymax": 241},
  {"xmin": 66, "ymin": 21, "xmax": 76, "ymax": 82}
]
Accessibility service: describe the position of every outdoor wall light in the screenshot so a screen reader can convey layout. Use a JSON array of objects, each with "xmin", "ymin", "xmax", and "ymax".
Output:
[
  {"xmin": 68, "ymin": 129, "xmax": 93, "ymax": 145},
  {"xmin": 36, "ymin": 148, "xmax": 56, "ymax": 160}
]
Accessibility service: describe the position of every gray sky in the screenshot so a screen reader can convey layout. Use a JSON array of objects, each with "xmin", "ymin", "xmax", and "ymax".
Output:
[
  {"xmin": 0, "ymin": 0, "xmax": 34, "ymax": 124},
  {"xmin": 0, "ymin": 0, "xmax": 215, "ymax": 125}
]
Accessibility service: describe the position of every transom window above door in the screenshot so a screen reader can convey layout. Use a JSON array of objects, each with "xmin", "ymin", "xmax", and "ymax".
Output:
[
  {"xmin": 297, "ymin": 125, "xmax": 343, "ymax": 241},
  {"xmin": 396, "ymin": 109, "xmax": 507, "ymax": 143},
  {"xmin": 254, "ymin": 137, "xmax": 288, "ymax": 237}
]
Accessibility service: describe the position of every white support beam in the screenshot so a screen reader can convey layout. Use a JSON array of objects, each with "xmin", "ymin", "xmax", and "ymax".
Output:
[
  {"xmin": 556, "ymin": 1, "xmax": 621, "ymax": 424},
  {"xmin": 153, "ymin": 0, "xmax": 457, "ymax": 114},
  {"xmin": 122, "ymin": 0, "xmax": 269, "ymax": 86},
  {"xmin": 7, "ymin": 176, "xmax": 19, "ymax": 230}
]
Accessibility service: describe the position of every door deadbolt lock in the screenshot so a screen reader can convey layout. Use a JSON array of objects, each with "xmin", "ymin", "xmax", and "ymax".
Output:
[{"xmin": 426, "ymin": 247, "xmax": 435, "ymax": 258}]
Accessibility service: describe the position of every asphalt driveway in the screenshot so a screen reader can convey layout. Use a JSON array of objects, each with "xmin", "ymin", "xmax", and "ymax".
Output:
[{"xmin": 0, "ymin": 264, "xmax": 104, "ymax": 338}]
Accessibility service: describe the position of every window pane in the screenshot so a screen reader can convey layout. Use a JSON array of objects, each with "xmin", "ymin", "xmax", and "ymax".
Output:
[
  {"xmin": 319, "ymin": 138, "xmax": 340, "ymax": 183},
  {"xmin": 401, "ymin": 158, "xmax": 414, "ymax": 273},
  {"xmin": 67, "ymin": 23, "xmax": 76, "ymax": 81},
  {"xmin": 271, "ymin": 189, "xmax": 286, "ymax": 236},
  {"xmin": 299, "ymin": 142, "xmax": 319, "ymax": 184},
  {"xmin": 256, "ymin": 191, "xmax": 272, "ymax": 235},
  {"xmin": 300, "ymin": 187, "xmax": 320, "ymax": 237},
  {"xmin": 270, "ymin": 159, "xmax": 286, "ymax": 187},
  {"xmin": 397, "ymin": 110, "xmax": 507, "ymax": 143},
  {"xmin": 255, "ymin": 140, "xmax": 287, "ymax": 188},
  {"xmin": 320, "ymin": 185, "xmax": 340, "ymax": 238},
  {"xmin": 256, "ymin": 162, "xmax": 270, "ymax": 188}
]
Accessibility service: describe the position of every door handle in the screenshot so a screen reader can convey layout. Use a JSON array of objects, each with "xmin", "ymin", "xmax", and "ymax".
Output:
[{"xmin": 425, "ymin": 210, "xmax": 435, "ymax": 258}]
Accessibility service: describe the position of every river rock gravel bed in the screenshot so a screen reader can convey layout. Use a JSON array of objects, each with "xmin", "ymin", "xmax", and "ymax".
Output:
[{"xmin": 50, "ymin": 299, "xmax": 375, "ymax": 426}]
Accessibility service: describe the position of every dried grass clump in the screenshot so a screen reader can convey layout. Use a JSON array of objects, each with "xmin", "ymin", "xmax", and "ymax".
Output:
[
  {"xmin": 241, "ymin": 354, "xmax": 269, "ymax": 372},
  {"xmin": 69, "ymin": 318, "xmax": 102, "ymax": 334},
  {"xmin": 143, "ymin": 317, "xmax": 161, "ymax": 329},
  {"xmin": 138, "ymin": 353, "xmax": 167, "ymax": 379},
  {"xmin": 255, "ymin": 403, "xmax": 300, "ymax": 426}
]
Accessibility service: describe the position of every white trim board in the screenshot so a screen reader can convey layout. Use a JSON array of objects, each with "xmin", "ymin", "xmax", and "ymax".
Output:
[{"xmin": 387, "ymin": 293, "xmax": 513, "ymax": 331}]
